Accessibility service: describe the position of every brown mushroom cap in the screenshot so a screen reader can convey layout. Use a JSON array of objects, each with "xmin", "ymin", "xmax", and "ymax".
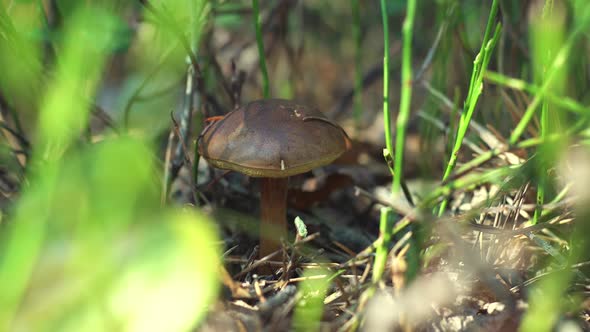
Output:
[{"xmin": 199, "ymin": 99, "xmax": 350, "ymax": 177}]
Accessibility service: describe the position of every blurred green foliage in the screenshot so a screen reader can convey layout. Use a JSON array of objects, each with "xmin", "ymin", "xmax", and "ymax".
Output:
[
  {"xmin": 293, "ymin": 267, "xmax": 330, "ymax": 332},
  {"xmin": 0, "ymin": 3, "xmax": 43, "ymax": 112},
  {"xmin": 38, "ymin": 7, "xmax": 117, "ymax": 155},
  {"xmin": 521, "ymin": 1, "xmax": 587, "ymax": 330},
  {"xmin": 0, "ymin": 1, "xmax": 219, "ymax": 331}
]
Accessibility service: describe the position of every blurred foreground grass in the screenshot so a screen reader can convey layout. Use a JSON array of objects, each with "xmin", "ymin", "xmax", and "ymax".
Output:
[{"xmin": 0, "ymin": 2, "xmax": 219, "ymax": 331}]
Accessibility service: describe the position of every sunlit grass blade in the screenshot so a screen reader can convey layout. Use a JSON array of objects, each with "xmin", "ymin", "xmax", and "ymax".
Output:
[
  {"xmin": 380, "ymin": 0, "xmax": 392, "ymax": 167},
  {"xmin": 392, "ymin": 0, "xmax": 418, "ymax": 292},
  {"xmin": 369, "ymin": 0, "xmax": 394, "ymax": 297},
  {"xmin": 521, "ymin": 2, "xmax": 585, "ymax": 330},
  {"xmin": 372, "ymin": 0, "xmax": 418, "ymax": 297},
  {"xmin": 393, "ymin": 0, "xmax": 416, "ymax": 195},
  {"xmin": 530, "ymin": 2, "xmax": 568, "ymax": 225},
  {"xmin": 293, "ymin": 268, "xmax": 331, "ymax": 332},
  {"xmin": 508, "ymin": 5, "xmax": 590, "ymax": 146},
  {"xmin": 485, "ymin": 71, "xmax": 590, "ymax": 115},
  {"xmin": 438, "ymin": 0, "xmax": 501, "ymax": 216}
]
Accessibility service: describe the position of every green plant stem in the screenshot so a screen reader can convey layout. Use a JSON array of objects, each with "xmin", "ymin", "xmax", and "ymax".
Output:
[
  {"xmin": 438, "ymin": 0, "xmax": 501, "ymax": 216},
  {"xmin": 393, "ymin": 0, "xmax": 416, "ymax": 195},
  {"xmin": 534, "ymin": 100, "xmax": 549, "ymax": 224},
  {"xmin": 366, "ymin": 0, "xmax": 394, "ymax": 293},
  {"xmin": 252, "ymin": 0, "xmax": 270, "ymax": 98},
  {"xmin": 447, "ymin": 88, "xmax": 460, "ymax": 164},
  {"xmin": 372, "ymin": 207, "xmax": 393, "ymax": 283},
  {"xmin": 189, "ymin": 0, "xmax": 205, "ymax": 204},
  {"xmin": 391, "ymin": 0, "xmax": 419, "ymax": 292},
  {"xmin": 380, "ymin": 0, "xmax": 392, "ymax": 161},
  {"xmin": 442, "ymin": 23, "xmax": 502, "ymax": 180},
  {"xmin": 369, "ymin": 0, "xmax": 420, "ymax": 295}
]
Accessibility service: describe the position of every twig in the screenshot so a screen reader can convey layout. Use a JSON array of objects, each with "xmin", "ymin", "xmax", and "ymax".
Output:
[
  {"xmin": 161, "ymin": 129, "xmax": 175, "ymax": 205},
  {"xmin": 169, "ymin": 66, "xmax": 199, "ymax": 198},
  {"xmin": 169, "ymin": 113, "xmax": 193, "ymax": 168},
  {"xmin": 230, "ymin": 60, "xmax": 246, "ymax": 108},
  {"xmin": 91, "ymin": 104, "xmax": 120, "ymax": 134},
  {"xmin": 234, "ymin": 250, "xmax": 282, "ymax": 279},
  {"xmin": 161, "ymin": 112, "xmax": 194, "ymax": 204},
  {"xmin": 206, "ymin": 52, "xmax": 235, "ymax": 106},
  {"xmin": 225, "ymin": 257, "xmax": 340, "ymax": 269},
  {"xmin": 234, "ymin": 233, "xmax": 321, "ymax": 279}
]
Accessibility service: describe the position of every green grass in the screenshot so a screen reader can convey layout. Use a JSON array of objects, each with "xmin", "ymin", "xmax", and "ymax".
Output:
[
  {"xmin": 370, "ymin": 0, "xmax": 394, "ymax": 291},
  {"xmin": 438, "ymin": 0, "xmax": 501, "ymax": 216},
  {"xmin": 392, "ymin": 0, "xmax": 416, "ymax": 196},
  {"xmin": 372, "ymin": 0, "xmax": 417, "ymax": 299}
]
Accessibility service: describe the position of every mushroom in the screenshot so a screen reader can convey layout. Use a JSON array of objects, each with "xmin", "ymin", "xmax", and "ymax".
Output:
[{"xmin": 198, "ymin": 99, "xmax": 350, "ymax": 259}]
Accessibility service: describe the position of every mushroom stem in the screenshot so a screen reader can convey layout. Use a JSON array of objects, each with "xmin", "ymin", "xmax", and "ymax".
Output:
[{"xmin": 259, "ymin": 177, "xmax": 289, "ymax": 259}]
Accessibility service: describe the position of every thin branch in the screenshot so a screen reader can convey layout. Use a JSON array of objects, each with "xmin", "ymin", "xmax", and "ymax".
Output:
[{"xmin": 91, "ymin": 104, "xmax": 120, "ymax": 135}]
